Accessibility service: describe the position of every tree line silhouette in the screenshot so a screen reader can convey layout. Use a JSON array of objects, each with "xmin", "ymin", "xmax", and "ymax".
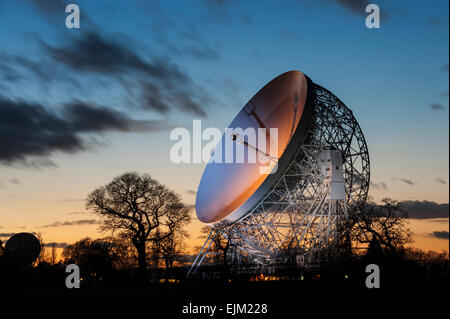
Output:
[{"xmin": 0, "ymin": 172, "xmax": 448, "ymax": 286}]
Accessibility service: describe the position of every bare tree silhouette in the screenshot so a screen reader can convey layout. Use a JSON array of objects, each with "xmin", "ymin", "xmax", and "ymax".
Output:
[
  {"xmin": 151, "ymin": 228, "xmax": 188, "ymax": 278},
  {"xmin": 50, "ymin": 243, "xmax": 57, "ymax": 265},
  {"xmin": 342, "ymin": 198, "xmax": 413, "ymax": 258},
  {"xmin": 200, "ymin": 221, "xmax": 236, "ymax": 277},
  {"xmin": 62, "ymin": 237, "xmax": 120, "ymax": 281},
  {"xmin": 86, "ymin": 172, "xmax": 190, "ymax": 280},
  {"xmin": 36, "ymin": 232, "xmax": 47, "ymax": 265}
]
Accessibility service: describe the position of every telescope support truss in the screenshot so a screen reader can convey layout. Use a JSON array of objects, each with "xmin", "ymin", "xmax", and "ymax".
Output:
[{"xmin": 188, "ymin": 84, "xmax": 370, "ymax": 276}]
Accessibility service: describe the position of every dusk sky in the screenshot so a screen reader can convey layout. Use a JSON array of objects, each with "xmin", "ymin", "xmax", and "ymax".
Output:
[{"xmin": 0, "ymin": 0, "xmax": 448, "ymax": 253}]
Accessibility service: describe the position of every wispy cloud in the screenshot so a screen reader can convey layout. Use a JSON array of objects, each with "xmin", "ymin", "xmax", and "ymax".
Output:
[
  {"xmin": 0, "ymin": 53, "xmax": 62, "ymax": 84},
  {"xmin": 370, "ymin": 181, "xmax": 388, "ymax": 190},
  {"xmin": 430, "ymin": 103, "xmax": 445, "ymax": 111},
  {"xmin": 426, "ymin": 17, "xmax": 442, "ymax": 26},
  {"xmin": 399, "ymin": 178, "xmax": 414, "ymax": 185},
  {"xmin": 42, "ymin": 31, "xmax": 210, "ymax": 117},
  {"xmin": 41, "ymin": 219, "xmax": 99, "ymax": 228},
  {"xmin": 0, "ymin": 97, "xmax": 171, "ymax": 166}
]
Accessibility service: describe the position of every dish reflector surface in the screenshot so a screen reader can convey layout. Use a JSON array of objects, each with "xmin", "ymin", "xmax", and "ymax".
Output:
[{"xmin": 196, "ymin": 71, "xmax": 311, "ymax": 224}]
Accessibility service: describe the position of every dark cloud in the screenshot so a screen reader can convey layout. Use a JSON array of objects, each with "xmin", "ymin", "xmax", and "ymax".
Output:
[
  {"xmin": 43, "ymin": 31, "xmax": 210, "ymax": 117},
  {"xmin": 63, "ymin": 102, "xmax": 168, "ymax": 132},
  {"xmin": 140, "ymin": 81, "xmax": 208, "ymax": 117},
  {"xmin": 328, "ymin": 0, "xmax": 370, "ymax": 16},
  {"xmin": 0, "ymin": 97, "xmax": 83, "ymax": 165},
  {"xmin": 26, "ymin": 0, "xmax": 67, "ymax": 15},
  {"xmin": 169, "ymin": 91, "xmax": 208, "ymax": 117},
  {"xmin": 140, "ymin": 82, "xmax": 171, "ymax": 114},
  {"xmin": 401, "ymin": 200, "xmax": 449, "ymax": 219},
  {"xmin": 430, "ymin": 103, "xmax": 445, "ymax": 111},
  {"xmin": 44, "ymin": 242, "xmax": 70, "ymax": 248},
  {"xmin": 0, "ymin": 97, "xmax": 169, "ymax": 165},
  {"xmin": 399, "ymin": 178, "xmax": 414, "ymax": 185},
  {"xmin": 27, "ymin": 0, "xmax": 219, "ymax": 64},
  {"xmin": 41, "ymin": 219, "xmax": 99, "ymax": 228},
  {"xmin": 436, "ymin": 178, "xmax": 447, "ymax": 184},
  {"xmin": 430, "ymin": 231, "xmax": 449, "ymax": 240},
  {"xmin": 45, "ymin": 32, "xmax": 178, "ymax": 77}
]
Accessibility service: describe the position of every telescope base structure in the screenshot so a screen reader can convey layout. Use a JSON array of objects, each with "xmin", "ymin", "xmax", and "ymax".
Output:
[
  {"xmin": 188, "ymin": 150, "xmax": 348, "ymax": 276},
  {"xmin": 188, "ymin": 84, "xmax": 369, "ymax": 276}
]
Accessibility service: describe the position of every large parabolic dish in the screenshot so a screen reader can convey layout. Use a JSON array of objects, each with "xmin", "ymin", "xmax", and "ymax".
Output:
[
  {"xmin": 196, "ymin": 71, "xmax": 314, "ymax": 224},
  {"xmin": 189, "ymin": 70, "xmax": 370, "ymax": 272}
]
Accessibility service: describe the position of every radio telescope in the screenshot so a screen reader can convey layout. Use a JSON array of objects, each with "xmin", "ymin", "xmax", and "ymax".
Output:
[
  {"xmin": 188, "ymin": 71, "xmax": 369, "ymax": 275},
  {"xmin": 5, "ymin": 232, "xmax": 41, "ymax": 266}
]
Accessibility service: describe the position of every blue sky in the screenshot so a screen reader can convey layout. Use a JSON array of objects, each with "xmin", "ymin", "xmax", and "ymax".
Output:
[{"xmin": 0, "ymin": 0, "xmax": 448, "ymax": 249}]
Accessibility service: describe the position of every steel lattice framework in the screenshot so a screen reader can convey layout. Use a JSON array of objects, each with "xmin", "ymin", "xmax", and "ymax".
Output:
[{"xmin": 188, "ymin": 83, "xmax": 370, "ymax": 275}]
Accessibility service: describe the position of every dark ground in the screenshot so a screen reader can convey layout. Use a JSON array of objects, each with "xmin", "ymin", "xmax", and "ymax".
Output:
[{"xmin": 1, "ymin": 277, "xmax": 448, "ymax": 317}]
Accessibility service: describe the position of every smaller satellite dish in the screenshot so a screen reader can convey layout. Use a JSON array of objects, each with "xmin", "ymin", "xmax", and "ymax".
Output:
[{"xmin": 5, "ymin": 233, "xmax": 41, "ymax": 265}]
